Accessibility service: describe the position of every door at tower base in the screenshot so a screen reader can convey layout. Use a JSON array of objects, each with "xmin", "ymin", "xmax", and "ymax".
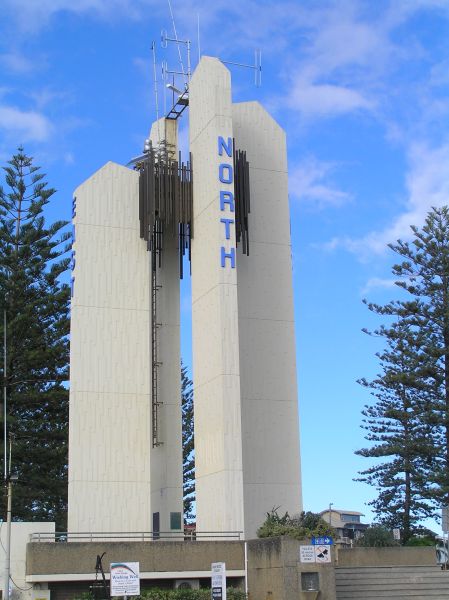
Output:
[{"xmin": 189, "ymin": 56, "xmax": 302, "ymax": 540}]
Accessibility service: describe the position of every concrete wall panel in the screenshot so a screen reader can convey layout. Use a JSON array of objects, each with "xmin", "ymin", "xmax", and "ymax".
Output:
[
  {"xmin": 68, "ymin": 162, "xmax": 152, "ymax": 533},
  {"xmin": 189, "ymin": 56, "xmax": 244, "ymax": 535},
  {"xmin": 233, "ymin": 101, "xmax": 302, "ymax": 539}
]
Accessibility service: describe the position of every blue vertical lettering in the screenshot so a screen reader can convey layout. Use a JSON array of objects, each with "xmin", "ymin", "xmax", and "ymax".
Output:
[
  {"xmin": 71, "ymin": 277, "xmax": 75, "ymax": 298},
  {"xmin": 221, "ymin": 247, "xmax": 236, "ymax": 268},
  {"xmin": 220, "ymin": 218, "xmax": 234, "ymax": 240},
  {"xmin": 72, "ymin": 196, "xmax": 77, "ymax": 219},
  {"xmin": 218, "ymin": 136, "xmax": 233, "ymax": 157},
  {"xmin": 220, "ymin": 191, "xmax": 235, "ymax": 212},
  {"xmin": 219, "ymin": 163, "xmax": 233, "ymax": 184}
]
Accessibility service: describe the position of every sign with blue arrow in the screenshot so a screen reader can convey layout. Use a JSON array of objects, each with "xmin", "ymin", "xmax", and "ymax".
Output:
[{"xmin": 311, "ymin": 536, "xmax": 333, "ymax": 545}]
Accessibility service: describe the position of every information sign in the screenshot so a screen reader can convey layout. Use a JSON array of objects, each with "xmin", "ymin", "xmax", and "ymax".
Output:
[
  {"xmin": 110, "ymin": 562, "xmax": 140, "ymax": 597},
  {"xmin": 211, "ymin": 562, "xmax": 226, "ymax": 600},
  {"xmin": 311, "ymin": 536, "xmax": 333, "ymax": 545},
  {"xmin": 314, "ymin": 545, "xmax": 331, "ymax": 563},
  {"xmin": 299, "ymin": 545, "xmax": 316, "ymax": 563}
]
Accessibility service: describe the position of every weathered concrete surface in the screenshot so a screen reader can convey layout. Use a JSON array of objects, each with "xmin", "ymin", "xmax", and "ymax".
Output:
[
  {"xmin": 247, "ymin": 537, "xmax": 336, "ymax": 600},
  {"xmin": 26, "ymin": 541, "xmax": 245, "ymax": 575},
  {"xmin": 337, "ymin": 546, "xmax": 437, "ymax": 567}
]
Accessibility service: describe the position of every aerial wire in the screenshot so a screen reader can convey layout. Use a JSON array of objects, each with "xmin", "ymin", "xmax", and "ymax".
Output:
[{"xmin": 197, "ymin": 14, "xmax": 201, "ymax": 65}]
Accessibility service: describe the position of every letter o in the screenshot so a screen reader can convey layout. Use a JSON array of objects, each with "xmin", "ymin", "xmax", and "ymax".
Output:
[{"xmin": 219, "ymin": 163, "xmax": 233, "ymax": 184}]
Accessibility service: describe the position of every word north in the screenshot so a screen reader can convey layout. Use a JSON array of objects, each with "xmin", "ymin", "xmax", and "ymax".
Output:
[{"xmin": 218, "ymin": 136, "xmax": 235, "ymax": 268}]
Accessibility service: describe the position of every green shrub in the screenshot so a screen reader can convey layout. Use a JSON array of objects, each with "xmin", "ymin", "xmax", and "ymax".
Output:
[
  {"xmin": 404, "ymin": 536, "xmax": 435, "ymax": 547},
  {"xmin": 75, "ymin": 586, "xmax": 246, "ymax": 600},
  {"xmin": 257, "ymin": 509, "xmax": 335, "ymax": 541},
  {"xmin": 138, "ymin": 588, "xmax": 245, "ymax": 600},
  {"xmin": 355, "ymin": 525, "xmax": 399, "ymax": 547}
]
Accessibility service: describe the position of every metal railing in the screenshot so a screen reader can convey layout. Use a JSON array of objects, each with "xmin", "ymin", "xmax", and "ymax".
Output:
[{"xmin": 29, "ymin": 530, "xmax": 243, "ymax": 543}]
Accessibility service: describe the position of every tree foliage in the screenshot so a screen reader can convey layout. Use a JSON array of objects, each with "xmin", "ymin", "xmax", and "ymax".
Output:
[
  {"xmin": 356, "ymin": 321, "xmax": 435, "ymax": 541},
  {"xmin": 355, "ymin": 525, "xmax": 399, "ymax": 547},
  {"xmin": 0, "ymin": 148, "xmax": 70, "ymax": 529},
  {"xmin": 257, "ymin": 509, "xmax": 335, "ymax": 541},
  {"xmin": 182, "ymin": 362, "xmax": 195, "ymax": 522},
  {"xmin": 357, "ymin": 206, "xmax": 449, "ymax": 537}
]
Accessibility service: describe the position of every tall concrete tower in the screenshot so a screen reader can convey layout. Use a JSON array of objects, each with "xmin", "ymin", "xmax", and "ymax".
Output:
[
  {"xmin": 189, "ymin": 57, "xmax": 302, "ymax": 538},
  {"xmin": 68, "ymin": 120, "xmax": 184, "ymax": 535},
  {"xmin": 68, "ymin": 56, "xmax": 301, "ymax": 540}
]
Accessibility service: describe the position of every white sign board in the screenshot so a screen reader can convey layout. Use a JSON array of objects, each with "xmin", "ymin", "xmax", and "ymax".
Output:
[
  {"xmin": 443, "ymin": 507, "xmax": 449, "ymax": 533},
  {"xmin": 393, "ymin": 528, "xmax": 401, "ymax": 540},
  {"xmin": 315, "ymin": 545, "xmax": 331, "ymax": 563},
  {"xmin": 300, "ymin": 545, "xmax": 316, "ymax": 563},
  {"xmin": 110, "ymin": 562, "xmax": 140, "ymax": 596},
  {"xmin": 211, "ymin": 562, "xmax": 226, "ymax": 600}
]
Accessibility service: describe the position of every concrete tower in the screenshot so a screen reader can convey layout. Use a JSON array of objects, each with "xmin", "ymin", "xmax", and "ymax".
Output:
[
  {"xmin": 68, "ymin": 56, "xmax": 301, "ymax": 540},
  {"xmin": 189, "ymin": 57, "xmax": 302, "ymax": 539},
  {"xmin": 68, "ymin": 119, "xmax": 184, "ymax": 534}
]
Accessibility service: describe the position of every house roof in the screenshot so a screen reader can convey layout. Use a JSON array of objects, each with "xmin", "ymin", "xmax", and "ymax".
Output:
[{"xmin": 319, "ymin": 509, "xmax": 364, "ymax": 516}]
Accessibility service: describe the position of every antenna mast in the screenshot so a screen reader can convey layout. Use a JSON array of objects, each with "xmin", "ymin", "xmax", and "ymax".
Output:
[
  {"xmin": 166, "ymin": 0, "xmax": 189, "ymax": 85},
  {"xmin": 151, "ymin": 41, "xmax": 161, "ymax": 144}
]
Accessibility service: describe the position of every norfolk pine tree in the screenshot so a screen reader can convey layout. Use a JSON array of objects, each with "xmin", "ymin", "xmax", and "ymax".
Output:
[
  {"xmin": 357, "ymin": 206, "xmax": 449, "ymax": 532},
  {"xmin": 0, "ymin": 148, "xmax": 70, "ymax": 529},
  {"xmin": 356, "ymin": 320, "xmax": 435, "ymax": 541}
]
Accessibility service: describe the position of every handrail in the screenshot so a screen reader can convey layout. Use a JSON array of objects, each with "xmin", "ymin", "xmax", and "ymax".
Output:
[{"xmin": 29, "ymin": 530, "xmax": 243, "ymax": 543}]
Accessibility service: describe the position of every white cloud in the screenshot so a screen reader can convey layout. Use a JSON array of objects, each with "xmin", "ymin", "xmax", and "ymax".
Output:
[
  {"xmin": 330, "ymin": 140, "xmax": 449, "ymax": 256},
  {"xmin": 2, "ymin": 0, "xmax": 154, "ymax": 31},
  {"xmin": 286, "ymin": 81, "xmax": 373, "ymax": 119},
  {"xmin": 273, "ymin": 1, "xmax": 449, "ymax": 122},
  {"xmin": 361, "ymin": 277, "xmax": 397, "ymax": 295},
  {"xmin": 289, "ymin": 157, "xmax": 350, "ymax": 208},
  {"xmin": 0, "ymin": 105, "xmax": 52, "ymax": 141},
  {"xmin": 0, "ymin": 52, "xmax": 34, "ymax": 74}
]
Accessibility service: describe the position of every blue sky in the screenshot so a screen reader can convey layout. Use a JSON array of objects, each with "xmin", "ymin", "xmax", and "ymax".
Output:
[{"xmin": 1, "ymin": 0, "xmax": 449, "ymax": 531}]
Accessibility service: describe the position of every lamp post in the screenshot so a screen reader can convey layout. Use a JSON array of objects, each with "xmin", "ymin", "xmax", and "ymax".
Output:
[
  {"xmin": 328, "ymin": 502, "xmax": 333, "ymax": 527},
  {"xmin": 3, "ymin": 473, "xmax": 17, "ymax": 600}
]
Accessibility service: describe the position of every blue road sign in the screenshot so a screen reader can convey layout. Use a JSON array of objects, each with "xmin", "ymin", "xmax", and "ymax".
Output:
[{"xmin": 311, "ymin": 536, "xmax": 333, "ymax": 545}]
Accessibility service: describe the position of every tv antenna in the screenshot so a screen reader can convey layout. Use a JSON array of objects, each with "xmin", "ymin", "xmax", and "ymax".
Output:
[
  {"xmin": 161, "ymin": 30, "xmax": 191, "ymax": 85},
  {"xmin": 160, "ymin": 25, "xmax": 191, "ymax": 120},
  {"xmin": 219, "ymin": 50, "xmax": 262, "ymax": 87}
]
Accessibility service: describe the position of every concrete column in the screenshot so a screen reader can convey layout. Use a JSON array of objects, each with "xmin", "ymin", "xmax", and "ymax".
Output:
[
  {"xmin": 68, "ymin": 162, "xmax": 151, "ymax": 532},
  {"xmin": 189, "ymin": 57, "xmax": 244, "ymax": 534},
  {"xmin": 148, "ymin": 118, "xmax": 184, "ymax": 534},
  {"xmin": 233, "ymin": 102, "xmax": 302, "ymax": 538}
]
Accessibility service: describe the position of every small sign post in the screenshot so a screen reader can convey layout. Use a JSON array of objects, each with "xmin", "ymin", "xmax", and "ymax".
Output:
[
  {"xmin": 211, "ymin": 562, "xmax": 226, "ymax": 600},
  {"xmin": 110, "ymin": 562, "xmax": 140, "ymax": 599}
]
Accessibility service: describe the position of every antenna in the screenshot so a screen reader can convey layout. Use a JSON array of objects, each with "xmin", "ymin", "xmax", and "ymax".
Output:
[
  {"xmin": 197, "ymin": 14, "xmax": 201, "ymax": 64},
  {"xmin": 161, "ymin": 30, "xmax": 192, "ymax": 85},
  {"xmin": 151, "ymin": 41, "xmax": 161, "ymax": 144},
  {"xmin": 219, "ymin": 49, "xmax": 262, "ymax": 87},
  {"xmin": 166, "ymin": 0, "xmax": 188, "ymax": 83}
]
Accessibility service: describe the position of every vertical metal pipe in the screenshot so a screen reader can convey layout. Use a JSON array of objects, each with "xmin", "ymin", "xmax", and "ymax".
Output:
[
  {"xmin": 3, "ymin": 477, "xmax": 12, "ymax": 600},
  {"xmin": 3, "ymin": 308, "xmax": 6, "ymax": 481}
]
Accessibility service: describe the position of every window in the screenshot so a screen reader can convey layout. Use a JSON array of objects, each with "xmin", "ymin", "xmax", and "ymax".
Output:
[
  {"xmin": 301, "ymin": 572, "xmax": 319, "ymax": 592},
  {"xmin": 341, "ymin": 514, "xmax": 360, "ymax": 523},
  {"xmin": 170, "ymin": 511, "xmax": 182, "ymax": 530}
]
